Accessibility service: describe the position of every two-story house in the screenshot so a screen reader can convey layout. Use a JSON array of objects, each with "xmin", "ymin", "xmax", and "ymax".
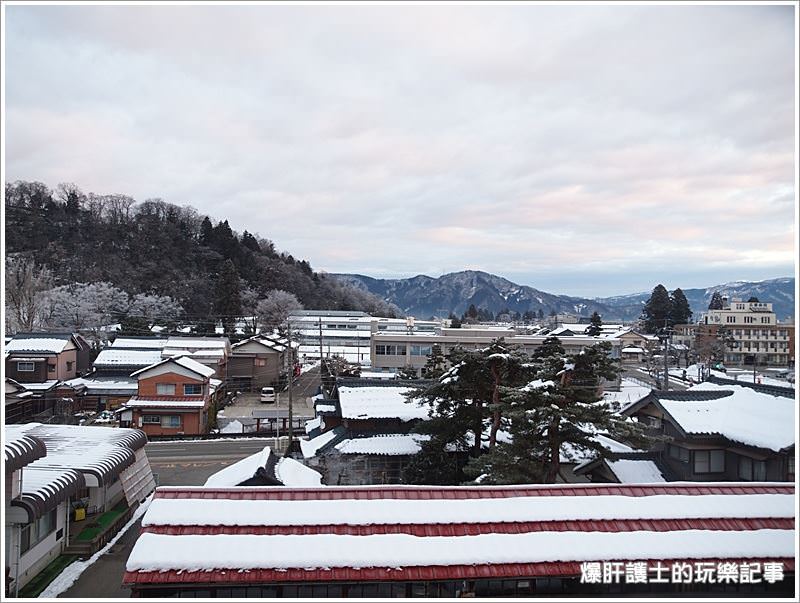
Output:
[
  {"xmin": 621, "ymin": 381, "xmax": 794, "ymax": 482},
  {"xmin": 4, "ymin": 333, "xmax": 92, "ymax": 422},
  {"xmin": 121, "ymin": 356, "xmax": 216, "ymax": 436},
  {"xmin": 228, "ymin": 335, "xmax": 288, "ymax": 392}
]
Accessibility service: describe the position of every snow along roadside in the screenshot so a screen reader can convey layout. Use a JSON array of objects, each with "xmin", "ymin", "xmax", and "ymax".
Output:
[{"xmin": 38, "ymin": 494, "xmax": 153, "ymax": 598}]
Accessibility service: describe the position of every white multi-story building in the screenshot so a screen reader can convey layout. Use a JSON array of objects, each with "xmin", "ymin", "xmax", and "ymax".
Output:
[
  {"xmin": 700, "ymin": 298, "xmax": 793, "ymax": 367},
  {"xmin": 288, "ymin": 311, "xmax": 440, "ymax": 365}
]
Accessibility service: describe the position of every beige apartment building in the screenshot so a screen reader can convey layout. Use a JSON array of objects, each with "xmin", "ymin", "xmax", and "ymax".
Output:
[
  {"xmin": 371, "ymin": 326, "xmax": 622, "ymax": 376},
  {"xmin": 698, "ymin": 298, "xmax": 794, "ymax": 367}
]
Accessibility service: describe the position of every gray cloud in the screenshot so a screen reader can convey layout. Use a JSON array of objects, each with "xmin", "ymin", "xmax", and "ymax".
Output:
[{"xmin": 4, "ymin": 4, "xmax": 796, "ymax": 296}]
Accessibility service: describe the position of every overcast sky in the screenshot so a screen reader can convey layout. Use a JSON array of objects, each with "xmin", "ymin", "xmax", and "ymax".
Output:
[{"xmin": 4, "ymin": 4, "xmax": 796, "ymax": 297}]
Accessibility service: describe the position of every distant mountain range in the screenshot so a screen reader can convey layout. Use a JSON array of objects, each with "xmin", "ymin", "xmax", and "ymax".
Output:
[{"xmin": 334, "ymin": 271, "xmax": 795, "ymax": 322}]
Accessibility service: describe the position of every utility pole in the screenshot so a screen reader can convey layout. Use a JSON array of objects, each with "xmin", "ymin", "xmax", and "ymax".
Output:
[
  {"xmin": 287, "ymin": 320, "xmax": 294, "ymax": 456},
  {"xmin": 318, "ymin": 316, "xmax": 324, "ymax": 362}
]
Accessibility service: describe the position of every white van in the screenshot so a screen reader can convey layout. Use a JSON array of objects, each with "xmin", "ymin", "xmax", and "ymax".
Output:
[{"xmin": 260, "ymin": 387, "xmax": 276, "ymax": 404}]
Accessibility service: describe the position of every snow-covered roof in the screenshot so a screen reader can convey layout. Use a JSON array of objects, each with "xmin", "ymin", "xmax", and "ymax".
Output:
[
  {"xmin": 335, "ymin": 434, "xmax": 429, "ymax": 456},
  {"xmin": 4, "ymin": 423, "xmax": 146, "ymax": 485},
  {"xmin": 621, "ymin": 346, "xmax": 645, "ymax": 353},
  {"xmin": 204, "ymin": 447, "xmax": 323, "ymax": 487},
  {"xmin": 337, "ymin": 386, "xmax": 429, "ymax": 421},
  {"xmin": 165, "ymin": 337, "xmax": 229, "ymax": 350},
  {"xmin": 11, "ymin": 380, "xmax": 58, "ymax": 391},
  {"xmin": 110, "ymin": 337, "xmax": 168, "ymax": 350},
  {"xmin": 94, "ymin": 349, "xmax": 163, "ymax": 368},
  {"xmin": 163, "ymin": 348, "xmax": 225, "ymax": 359},
  {"xmin": 125, "ymin": 397, "xmax": 208, "ymax": 409},
  {"xmin": 124, "ymin": 482, "xmax": 794, "ymax": 584},
  {"xmin": 64, "ymin": 376, "xmax": 138, "ymax": 395},
  {"xmin": 4, "ymin": 430, "xmax": 47, "ymax": 472},
  {"xmin": 5, "ymin": 336, "xmax": 70, "ymax": 354},
  {"xmin": 660, "ymin": 383, "xmax": 795, "ymax": 452},
  {"xmin": 12, "ymin": 466, "xmax": 86, "ymax": 523},
  {"xmin": 304, "ymin": 416, "xmax": 322, "ymax": 434},
  {"xmin": 300, "ymin": 429, "xmax": 343, "ymax": 459},
  {"xmin": 131, "ymin": 355, "xmax": 216, "ymax": 379},
  {"xmin": 274, "ymin": 457, "xmax": 323, "ymax": 487},
  {"xmin": 607, "ymin": 459, "xmax": 667, "ymax": 483}
]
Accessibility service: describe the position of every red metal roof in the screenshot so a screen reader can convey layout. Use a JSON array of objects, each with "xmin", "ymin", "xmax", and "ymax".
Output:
[
  {"xmin": 154, "ymin": 482, "xmax": 793, "ymax": 501},
  {"xmin": 126, "ymin": 483, "xmax": 796, "ymax": 587},
  {"xmin": 124, "ymin": 558, "xmax": 796, "ymax": 586},
  {"xmin": 143, "ymin": 517, "xmax": 794, "ymax": 537}
]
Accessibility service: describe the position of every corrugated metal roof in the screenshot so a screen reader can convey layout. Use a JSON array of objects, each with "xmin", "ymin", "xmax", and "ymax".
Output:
[
  {"xmin": 124, "ymin": 558, "xmax": 796, "ymax": 586},
  {"xmin": 153, "ymin": 482, "xmax": 793, "ymax": 501},
  {"xmin": 143, "ymin": 517, "xmax": 794, "ymax": 537}
]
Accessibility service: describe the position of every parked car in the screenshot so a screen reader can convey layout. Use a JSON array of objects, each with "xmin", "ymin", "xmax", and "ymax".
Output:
[{"xmin": 260, "ymin": 387, "xmax": 276, "ymax": 404}]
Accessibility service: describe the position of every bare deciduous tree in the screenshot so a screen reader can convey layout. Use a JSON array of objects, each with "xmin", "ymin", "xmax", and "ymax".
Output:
[{"xmin": 5, "ymin": 256, "xmax": 54, "ymax": 333}]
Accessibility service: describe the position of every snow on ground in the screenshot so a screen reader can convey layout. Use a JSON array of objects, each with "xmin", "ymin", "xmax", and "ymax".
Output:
[
  {"xmin": 39, "ymin": 495, "xmax": 153, "ymax": 598},
  {"xmin": 126, "ymin": 528, "xmax": 794, "ymax": 572},
  {"xmin": 141, "ymin": 493, "xmax": 793, "ymax": 528},
  {"xmin": 607, "ymin": 459, "xmax": 666, "ymax": 483},
  {"xmin": 667, "ymin": 382, "xmax": 795, "ymax": 451},
  {"xmin": 300, "ymin": 361, "xmax": 320, "ymax": 374},
  {"xmin": 603, "ymin": 379, "xmax": 651, "ymax": 411}
]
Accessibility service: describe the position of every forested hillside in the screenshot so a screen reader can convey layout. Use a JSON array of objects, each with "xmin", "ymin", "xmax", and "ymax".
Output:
[{"xmin": 4, "ymin": 181, "xmax": 398, "ymax": 332}]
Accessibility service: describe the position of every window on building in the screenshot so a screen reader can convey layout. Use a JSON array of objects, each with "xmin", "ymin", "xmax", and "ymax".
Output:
[
  {"xmin": 736, "ymin": 456, "xmax": 766, "ymax": 482},
  {"xmin": 162, "ymin": 415, "xmax": 181, "ymax": 428},
  {"xmin": 411, "ymin": 345, "xmax": 433, "ymax": 356},
  {"xmin": 20, "ymin": 509, "xmax": 57, "ymax": 555},
  {"xmin": 48, "ymin": 364, "xmax": 56, "ymax": 373},
  {"xmin": 743, "ymin": 330, "xmax": 750, "ymax": 337},
  {"xmin": 183, "ymin": 384, "xmax": 202, "ymax": 395},
  {"xmin": 156, "ymin": 383, "xmax": 176, "ymax": 395},
  {"xmin": 17, "ymin": 361, "xmax": 35, "ymax": 372},
  {"xmin": 668, "ymin": 444, "xmax": 690, "ymax": 463},
  {"xmin": 761, "ymin": 317, "xmax": 770, "ymax": 324},
  {"xmin": 694, "ymin": 450, "xmax": 725, "ymax": 473},
  {"xmin": 788, "ymin": 456, "xmax": 795, "ymax": 479},
  {"xmin": 254, "ymin": 358, "xmax": 267, "ymax": 367},
  {"xmin": 66, "ymin": 361, "xmax": 73, "ymax": 371},
  {"xmin": 142, "ymin": 415, "xmax": 161, "ymax": 424},
  {"xmin": 726, "ymin": 316, "xmax": 736, "ymax": 323}
]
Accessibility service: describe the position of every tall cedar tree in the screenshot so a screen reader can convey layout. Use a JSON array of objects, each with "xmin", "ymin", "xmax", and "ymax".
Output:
[
  {"xmin": 669, "ymin": 288, "xmax": 693, "ymax": 325},
  {"xmin": 213, "ymin": 260, "xmax": 242, "ymax": 333},
  {"xmin": 586, "ymin": 311, "xmax": 603, "ymax": 336},
  {"xmin": 465, "ymin": 337, "xmax": 650, "ymax": 484},
  {"xmin": 642, "ymin": 284, "xmax": 672, "ymax": 333},
  {"xmin": 708, "ymin": 291, "xmax": 724, "ymax": 310},
  {"xmin": 404, "ymin": 339, "xmax": 536, "ymax": 484}
]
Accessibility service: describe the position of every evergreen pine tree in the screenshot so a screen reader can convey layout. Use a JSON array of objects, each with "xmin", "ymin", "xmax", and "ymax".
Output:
[
  {"xmin": 642, "ymin": 284, "xmax": 672, "ymax": 333},
  {"xmin": 422, "ymin": 344, "xmax": 447, "ymax": 379},
  {"xmin": 537, "ymin": 309, "xmax": 544, "ymax": 320},
  {"xmin": 708, "ymin": 291, "xmax": 724, "ymax": 310},
  {"xmin": 586, "ymin": 311, "xmax": 603, "ymax": 336},
  {"xmin": 669, "ymin": 288, "xmax": 693, "ymax": 325},
  {"xmin": 398, "ymin": 365, "xmax": 419, "ymax": 380},
  {"xmin": 401, "ymin": 439, "xmax": 462, "ymax": 485},
  {"xmin": 465, "ymin": 337, "xmax": 651, "ymax": 484},
  {"xmin": 408, "ymin": 339, "xmax": 535, "ymax": 463}
]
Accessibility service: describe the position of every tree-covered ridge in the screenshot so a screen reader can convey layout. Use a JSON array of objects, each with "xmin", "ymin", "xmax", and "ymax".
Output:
[{"xmin": 4, "ymin": 180, "xmax": 400, "ymax": 326}]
